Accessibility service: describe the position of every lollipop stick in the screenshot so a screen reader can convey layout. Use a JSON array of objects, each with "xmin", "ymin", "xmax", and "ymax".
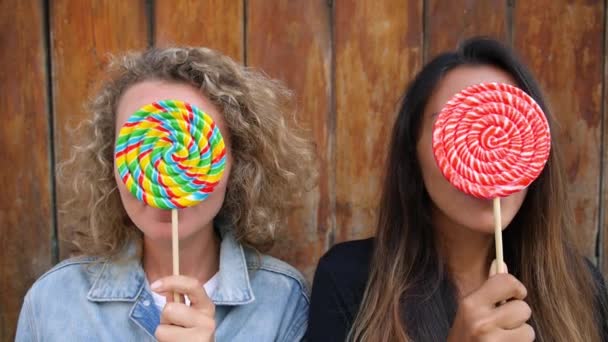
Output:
[
  {"xmin": 172, "ymin": 209, "xmax": 181, "ymax": 303},
  {"xmin": 493, "ymin": 197, "xmax": 505, "ymax": 274}
]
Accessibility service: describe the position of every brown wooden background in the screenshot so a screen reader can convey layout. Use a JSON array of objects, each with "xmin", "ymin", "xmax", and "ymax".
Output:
[{"xmin": 1, "ymin": 0, "xmax": 606, "ymax": 339}]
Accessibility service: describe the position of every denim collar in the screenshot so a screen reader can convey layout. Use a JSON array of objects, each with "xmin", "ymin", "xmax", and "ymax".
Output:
[{"xmin": 86, "ymin": 229, "xmax": 255, "ymax": 305}]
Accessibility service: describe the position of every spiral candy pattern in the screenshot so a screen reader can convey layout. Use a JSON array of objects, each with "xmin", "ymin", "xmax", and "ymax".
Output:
[
  {"xmin": 115, "ymin": 100, "xmax": 226, "ymax": 209},
  {"xmin": 432, "ymin": 83, "xmax": 551, "ymax": 199}
]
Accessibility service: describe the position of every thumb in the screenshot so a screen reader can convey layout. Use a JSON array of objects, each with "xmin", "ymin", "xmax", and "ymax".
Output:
[{"xmin": 489, "ymin": 259, "xmax": 509, "ymax": 277}]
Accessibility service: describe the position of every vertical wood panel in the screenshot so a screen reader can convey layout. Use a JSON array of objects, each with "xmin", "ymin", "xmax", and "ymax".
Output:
[
  {"xmin": 155, "ymin": 0, "xmax": 243, "ymax": 62},
  {"xmin": 0, "ymin": 1, "xmax": 52, "ymax": 339},
  {"xmin": 426, "ymin": 0, "xmax": 507, "ymax": 59},
  {"xmin": 52, "ymin": 0, "xmax": 148, "ymax": 259},
  {"xmin": 602, "ymin": 0, "xmax": 608, "ymax": 276},
  {"xmin": 247, "ymin": 0, "xmax": 332, "ymax": 278},
  {"xmin": 514, "ymin": 1, "xmax": 604, "ymax": 259},
  {"xmin": 334, "ymin": 0, "xmax": 423, "ymax": 242}
]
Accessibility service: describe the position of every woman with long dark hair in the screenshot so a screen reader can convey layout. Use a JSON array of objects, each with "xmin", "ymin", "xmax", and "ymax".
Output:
[{"xmin": 306, "ymin": 37, "xmax": 608, "ymax": 341}]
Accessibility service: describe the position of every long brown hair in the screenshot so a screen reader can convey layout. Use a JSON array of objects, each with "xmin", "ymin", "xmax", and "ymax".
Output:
[{"xmin": 349, "ymin": 37, "xmax": 604, "ymax": 341}]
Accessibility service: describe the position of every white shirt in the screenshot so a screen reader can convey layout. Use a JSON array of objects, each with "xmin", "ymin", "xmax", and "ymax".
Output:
[{"xmin": 151, "ymin": 273, "xmax": 219, "ymax": 309}]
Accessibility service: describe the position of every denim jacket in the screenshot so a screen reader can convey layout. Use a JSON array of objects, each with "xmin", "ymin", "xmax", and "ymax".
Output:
[{"xmin": 15, "ymin": 230, "xmax": 309, "ymax": 341}]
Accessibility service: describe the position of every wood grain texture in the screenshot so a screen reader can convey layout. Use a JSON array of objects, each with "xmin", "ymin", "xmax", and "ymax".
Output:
[
  {"xmin": 602, "ymin": 1, "xmax": 608, "ymax": 276},
  {"xmin": 155, "ymin": 0, "xmax": 243, "ymax": 62},
  {"xmin": 247, "ymin": 0, "xmax": 332, "ymax": 279},
  {"xmin": 426, "ymin": 0, "xmax": 507, "ymax": 59},
  {"xmin": 52, "ymin": 0, "xmax": 148, "ymax": 259},
  {"xmin": 513, "ymin": 1, "xmax": 604, "ymax": 259},
  {"xmin": 0, "ymin": 1, "xmax": 52, "ymax": 339},
  {"xmin": 334, "ymin": 0, "xmax": 423, "ymax": 242}
]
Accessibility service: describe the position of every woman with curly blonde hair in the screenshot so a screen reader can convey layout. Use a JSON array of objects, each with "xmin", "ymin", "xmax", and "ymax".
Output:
[{"xmin": 16, "ymin": 47, "xmax": 316, "ymax": 342}]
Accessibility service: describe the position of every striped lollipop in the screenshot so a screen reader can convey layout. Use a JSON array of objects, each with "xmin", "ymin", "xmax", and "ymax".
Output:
[
  {"xmin": 432, "ymin": 82, "xmax": 551, "ymax": 199},
  {"xmin": 115, "ymin": 99, "xmax": 226, "ymax": 209}
]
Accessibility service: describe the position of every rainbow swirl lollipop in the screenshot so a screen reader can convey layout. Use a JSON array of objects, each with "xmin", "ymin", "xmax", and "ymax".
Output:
[
  {"xmin": 115, "ymin": 99, "xmax": 226, "ymax": 209},
  {"xmin": 432, "ymin": 82, "xmax": 551, "ymax": 199}
]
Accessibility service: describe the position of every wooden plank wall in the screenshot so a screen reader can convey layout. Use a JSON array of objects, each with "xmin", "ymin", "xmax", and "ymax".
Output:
[
  {"xmin": 1, "ymin": 0, "xmax": 606, "ymax": 339},
  {"xmin": 1, "ymin": 1, "xmax": 52, "ymax": 339},
  {"xmin": 51, "ymin": 0, "xmax": 149, "ymax": 259},
  {"xmin": 513, "ymin": 1, "xmax": 605, "ymax": 258},
  {"xmin": 247, "ymin": 1, "xmax": 333, "ymax": 276}
]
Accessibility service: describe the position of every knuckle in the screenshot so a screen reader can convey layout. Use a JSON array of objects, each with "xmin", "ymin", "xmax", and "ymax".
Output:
[
  {"xmin": 503, "ymin": 274, "xmax": 518, "ymax": 287},
  {"xmin": 524, "ymin": 324, "xmax": 535, "ymax": 340},
  {"xmin": 155, "ymin": 326, "xmax": 167, "ymax": 341},
  {"xmin": 195, "ymin": 316, "xmax": 216, "ymax": 332},
  {"xmin": 164, "ymin": 303, "xmax": 175, "ymax": 315},
  {"xmin": 505, "ymin": 275, "xmax": 527, "ymax": 297},
  {"xmin": 206, "ymin": 318, "xmax": 216, "ymax": 331},
  {"xmin": 521, "ymin": 302, "xmax": 532, "ymax": 320},
  {"xmin": 461, "ymin": 298, "xmax": 476, "ymax": 312},
  {"xmin": 470, "ymin": 317, "xmax": 492, "ymax": 337},
  {"xmin": 187, "ymin": 278, "xmax": 202, "ymax": 292},
  {"xmin": 518, "ymin": 283, "xmax": 528, "ymax": 298},
  {"xmin": 160, "ymin": 310, "xmax": 169, "ymax": 321}
]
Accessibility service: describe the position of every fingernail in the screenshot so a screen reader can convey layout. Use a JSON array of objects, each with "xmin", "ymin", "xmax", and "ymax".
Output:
[{"xmin": 150, "ymin": 280, "xmax": 162, "ymax": 290}]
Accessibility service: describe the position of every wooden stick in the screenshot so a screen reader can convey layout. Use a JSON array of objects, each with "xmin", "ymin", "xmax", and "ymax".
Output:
[
  {"xmin": 493, "ymin": 197, "xmax": 505, "ymax": 274},
  {"xmin": 172, "ymin": 209, "xmax": 181, "ymax": 303}
]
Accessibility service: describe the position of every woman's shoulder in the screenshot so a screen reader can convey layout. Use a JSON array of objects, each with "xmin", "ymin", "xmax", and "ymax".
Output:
[
  {"xmin": 243, "ymin": 248, "xmax": 310, "ymax": 299},
  {"xmin": 27, "ymin": 256, "xmax": 102, "ymax": 296},
  {"xmin": 304, "ymin": 238, "xmax": 375, "ymax": 341},
  {"xmin": 584, "ymin": 259, "xmax": 608, "ymax": 339},
  {"xmin": 21, "ymin": 256, "xmax": 104, "ymax": 323},
  {"xmin": 318, "ymin": 238, "xmax": 375, "ymax": 276},
  {"xmin": 584, "ymin": 258, "xmax": 607, "ymax": 299},
  {"xmin": 307, "ymin": 237, "xmax": 375, "ymax": 299}
]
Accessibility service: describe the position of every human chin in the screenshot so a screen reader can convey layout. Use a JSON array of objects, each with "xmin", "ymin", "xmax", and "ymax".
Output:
[
  {"xmin": 137, "ymin": 222, "xmax": 172, "ymax": 240},
  {"xmin": 128, "ymin": 209, "xmax": 171, "ymax": 240},
  {"xmin": 139, "ymin": 206, "xmax": 217, "ymax": 241},
  {"xmin": 457, "ymin": 204, "xmax": 496, "ymax": 233},
  {"xmin": 434, "ymin": 195, "xmax": 495, "ymax": 234},
  {"xmin": 442, "ymin": 191, "xmax": 526, "ymax": 234}
]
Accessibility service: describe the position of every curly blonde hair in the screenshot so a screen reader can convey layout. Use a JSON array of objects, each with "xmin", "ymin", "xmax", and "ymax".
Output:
[{"xmin": 59, "ymin": 47, "xmax": 317, "ymax": 257}]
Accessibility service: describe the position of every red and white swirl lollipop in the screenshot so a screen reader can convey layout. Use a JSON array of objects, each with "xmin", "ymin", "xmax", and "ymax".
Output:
[
  {"xmin": 432, "ymin": 82, "xmax": 551, "ymax": 273},
  {"xmin": 433, "ymin": 82, "xmax": 551, "ymax": 199}
]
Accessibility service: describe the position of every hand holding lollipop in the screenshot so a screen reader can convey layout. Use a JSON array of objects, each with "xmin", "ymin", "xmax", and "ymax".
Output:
[{"xmin": 432, "ymin": 82, "xmax": 551, "ymax": 274}]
